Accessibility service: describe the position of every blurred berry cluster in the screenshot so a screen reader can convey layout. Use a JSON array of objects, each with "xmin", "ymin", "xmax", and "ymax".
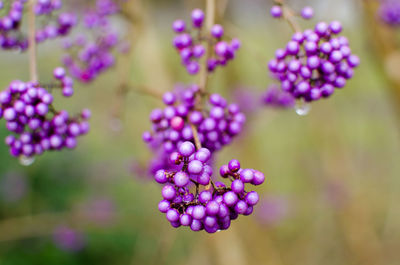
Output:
[
  {"xmin": 378, "ymin": 0, "xmax": 400, "ymax": 26},
  {"xmin": 172, "ymin": 9, "xmax": 241, "ymax": 75},
  {"xmin": 0, "ymin": 0, "xmax": 77, "ymax": 51},
  {"xmin": 62, "ymin": 0, "xmax": 128, "ymax": 83},
  {"xmin": 262, "ymin": 84, "xmax": 295, "ymax": 108},
  {"xmin": 0, "ymin": 0, "xmax": 29, "ymax": 50}
]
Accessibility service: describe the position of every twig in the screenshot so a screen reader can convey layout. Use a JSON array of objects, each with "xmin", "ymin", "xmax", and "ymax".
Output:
[
  {"xmin": 190, "ymin": 123, "xmax": 202, "ymax": 150},
  {"xmin": 28, "ymin": 0, "xmax": 38, "ymax": 82},
  {"xmin": 199, "ymin": 0, "xmax": 216, "ymax": 93},
  {"xmin": 189, "ymin": 0, "xmax": 217, "ymax": 150},
  {"xmin": 126, "ymin": 84, "xmax": 164, "ymax": 100},
  {"xmin": 223, "ymin": 20, "xmax": 271, "ymax": 68},
  {"xmin": 273, "ymin": 0, "xmax": 302, "ymax": 33}
]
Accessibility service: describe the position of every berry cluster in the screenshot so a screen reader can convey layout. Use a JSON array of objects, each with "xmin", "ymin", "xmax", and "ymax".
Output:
[
  {"xmin": 144, "ymin": 7, "xmax": 264, "ymax": 232},
  {"xmin": 142, "ymin": 85, "xmax": 246, "ymax": 174},
  {"xmin": 268, "ymin": 21, "xmax": 360, "ymax": 102},
  {"xmin": 262, "ymin": 84, "xmax": 295, "ymax": 108},
  {"xmin": 34, "ymin": 0, "xmax": 62, "ymax": 15},
  {"xmin": 378, "ymin": 0, "xmax": 400, "ymax": 26},
  {"xmin": 62, "ymin": 33, "xmax": 119, "ymax": 83},
  {"xmin": 62, "ymin": 0, "xmax": 126, "ymax": 83},
  {"xmin": 0, "ymin": 68, "xmax": 90, "ymax": 160},
  {"xmin": 53, "ymin": 66, "xmax": 75, "ymax": 97},
  {"xmin": 172, "ymin": 9, "xmax": 241, "ymax": 75},
  {"xmin": 0, "ymin": 0, "xmax": 77, "ymax": 51},
  {"xmin": 35, "ymin": 12, "xmax": 77, "ymax": 44},
  {"xmin": 157, "ymin": 141, "xmax": 264, "ymax": 233},
  {"xmin": 0, "ymin": 0, "xmax": 28, "ymax": 51}
]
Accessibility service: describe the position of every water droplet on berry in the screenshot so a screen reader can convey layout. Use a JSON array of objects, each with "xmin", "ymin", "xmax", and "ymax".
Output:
[
  {"xmin": 295, "ymin": 102, "xmax": 311, "ymax": 116},
  {"xmin": 19, "ymin": 156, "xmax": 35, "ymax": 166}
]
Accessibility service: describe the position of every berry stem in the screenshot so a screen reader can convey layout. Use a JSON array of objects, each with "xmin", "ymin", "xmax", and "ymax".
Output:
[
  {"xmin": 120, "ymin": 83, "xmax": 164, "ymax": 100},
  {"xmin": 48, "ymin": 104, "xmax": 57, "ymax": 115},
  {"xmin": 273, "ymin": 0, "xmax": 302, "ymax": 33},
  {"xmin": 190, "ymin": 0, "xmax": 217, "ymax": 150},
  {"xmin": 189, "ymin": 123, "xmax": 202, "ymax": 150},
  {"xmin": 190, "ymin": 179, "xmax": 200, "ymax": 199},
  {"xmin": 28, "ymin": 0, "xmax": 38, "ymax": 82},
  {"xmin": 199, "ymin": 0, "xmax": 216, "ymax": 93},
  {"xmin": 190, "ymin": 118, "xmax": 217, "ymax": 190}
]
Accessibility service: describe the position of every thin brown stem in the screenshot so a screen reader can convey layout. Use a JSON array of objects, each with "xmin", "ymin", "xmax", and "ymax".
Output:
[
  {"xmin": 124, "ymin": 84, "xmax": 164, "ymax": 100},
  {"xmin": 189, "ymin": 179, "xmax": 201, "ymax": 200},
  {"xmin": 192, "ymin": 0, "xmax": 219, "ymax": 191},
  {"xmin": 28, "ymin": 0, "xmax": 38, "ymax": 82},
  {"xmin": 209, "ymin": 180, "xmax": 217, "ymax": 190},
  {"xmin": 273, "ymin": 0, "xmax": 302, "ymax": 33},
  {"xmin": 189, "ymin": 121, "xmax": 218, "ymax": 190},
  {"xmin": 199, "ymin": 0, "xmax": 216, "ymax": 93},
  {"xmin": 189, "ymin": 123, "xmax": 202, "ymax": 150},
  {"xmin": 189, "ymin": 0, "xmax": 217, "ymax": 149},
  {"xmin": 190, "ymin": 178, "xmax": 200, "ymax": 186}
]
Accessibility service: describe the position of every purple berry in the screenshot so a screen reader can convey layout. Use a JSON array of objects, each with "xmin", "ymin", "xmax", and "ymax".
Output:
[
  {"xmin": 174, "ymin": 171, "xmax": 189, "ymax": 187},
  {"xmin": 270, "ymin": 5, "xmax": 283, "ymax": 18},
  {"xmin": 301, "ymin": 6, "xmax": 314, "ymax": 20}
]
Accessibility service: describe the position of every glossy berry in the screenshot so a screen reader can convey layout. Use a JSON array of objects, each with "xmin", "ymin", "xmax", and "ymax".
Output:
[
  {"xmin": 301, "ymin": 6, "xmax": 314, "ymax": 20},
  {"xmin": 270, "ymin": 5, "xmax": 283, "ymax": 18}
]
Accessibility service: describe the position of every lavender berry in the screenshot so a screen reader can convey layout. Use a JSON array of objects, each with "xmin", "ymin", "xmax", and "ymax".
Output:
[
  {"xmin": 270, "ymin": 5, "xmax": 283, "ymax": 18},
  {"xmin": 301, "ymin": 6, "xmax": 314, "ymax": 20}
]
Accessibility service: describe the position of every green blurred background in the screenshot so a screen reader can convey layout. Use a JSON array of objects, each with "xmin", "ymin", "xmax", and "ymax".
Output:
[{"xmin": 0, "ymin": 0, "xmax": 399, "ymax": 264}]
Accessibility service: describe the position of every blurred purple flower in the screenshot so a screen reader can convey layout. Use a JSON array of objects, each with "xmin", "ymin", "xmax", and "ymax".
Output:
[
  {"xmin": 232, "ymin": 86, "xmax": 262, "ymax": 114},
  {"xmin": 256, "ymin": 195, "xmax": 292, "ymax": 226},
  {"xmin": 379, "ymin": 0, "xmax": 400, "ymax": 26},
  {"xmin": 77, "ymin": 197, "xmax": 117, "ymax": 226},
  {"xmin": 323, "ymin": 179, "xmax": 349, "ymax": 209},
  {"xmin": 53, "ymin": 226, "xmax": 85, "ymax": 252},
  {"xmin": 0, "ymin": 172, "xmax": 28, "ymax": 203},
  {"xmin": 129, "ymin": 159, "xmax": 152, "ymax": 181},
  {"xmin": 83, "ymin": 11, "xmax": 102, "ymax": 28},
  {"xmin": 117, "ymin": 40, "xmax": 131, "ymax": 54},
  {"xmin": 262, "ymin": 85, "xmax": 295, "ymax": 109},
  {"xmin": 96, "ymin": 0, "xmax": 119, "ymax": 16}
]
